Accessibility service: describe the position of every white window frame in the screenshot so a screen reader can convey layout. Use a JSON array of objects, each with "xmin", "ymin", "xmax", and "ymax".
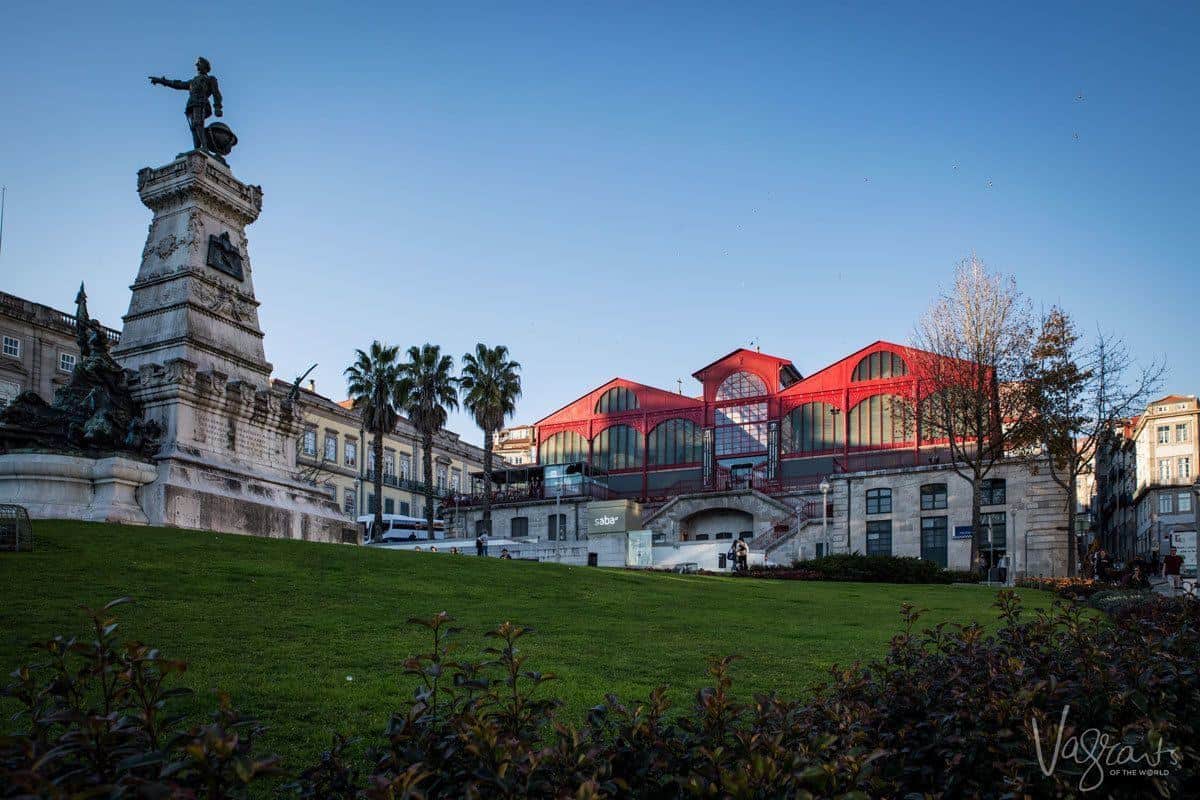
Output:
[
  {"xmin": 1180, "ymin": 456, "xmax": 1192, "ymax": 480},
  {"xmin": 1177, "ymin": 423, "xmax": 1190, "ymax": 443},
  {"xmin": 2, "ymin": 336, "xmax": 20, "ymax": 359},
  {"xmin": 324, "ymin": 432, "xmax": 338, "ymax": 462},
  {"xmin": 344, "ymin": 439, "xmax": 358, "ymax": 469},
  {"xmin": 58, "ymin": 352, "xmax": 77, "ymax": 373},
  {"xmin": 1159, "ymin": 493, "xmax": 1173, "ymax": 514},
  {"xmin": 302, "ymin": 428, "xmax": 317, "ymax": 457},
  {"xmin": 1158, "ymin": 458, "xmax": 1171, "ymax": 482},
  {"xmin": 1157, "ymin": 426, "xmax": 1170, "ymax": 444},
  {"xmin": 1179, "ymin": 492, "xmax": 1193, "ymax": 513}
]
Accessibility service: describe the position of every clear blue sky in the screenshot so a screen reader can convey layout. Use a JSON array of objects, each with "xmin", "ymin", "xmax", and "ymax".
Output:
[{"xmin": 2, "ymin": 2, "xmax": 1196, "ymax": 445}]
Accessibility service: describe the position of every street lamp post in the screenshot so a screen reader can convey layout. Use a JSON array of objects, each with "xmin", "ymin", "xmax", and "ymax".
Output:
[
  {"xmin": 819, "ymin": 478, "xmax": 831, "ymax": 556},
  {"xmin": 987, "ymin": 515, "xmax": 995, "ymax": 584}
]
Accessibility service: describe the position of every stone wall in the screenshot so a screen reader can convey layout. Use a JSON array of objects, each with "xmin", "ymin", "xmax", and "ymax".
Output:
[
  {"xmin": 643, "ymin": 488, "xmax": 797, "ymax": 543},
  {"xmin": 454, "ymin": 497, "xmax": 591, "ymax": 541},
  {"xmin": 824, "ymin": 457, "xmax": 1069, "ymax": 576},
  {"xmin": 0, "ymin": 454, "xmax": 157, "ymax": 525}
]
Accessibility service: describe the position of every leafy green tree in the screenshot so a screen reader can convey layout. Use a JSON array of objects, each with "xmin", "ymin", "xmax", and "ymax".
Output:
[
  {"xmin": 1020, "ymin": 308, "xmax": 1163, "ymax": 574},
  {"xmin": 398, "ymin": 344, "xmax": 460, "ymax": 539},
  {"xmin": 460, "ymin": 344, "xmax": 522, "ymax": 536},
  {"xmin": 344, "ymin": 341, "xmax": 404, "ymax": 538}
]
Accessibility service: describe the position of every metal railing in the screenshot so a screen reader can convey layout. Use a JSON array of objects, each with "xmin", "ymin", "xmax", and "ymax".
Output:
[{"xmin": 364, "ymin": 469, "xmax": 442, "ymax": 497}]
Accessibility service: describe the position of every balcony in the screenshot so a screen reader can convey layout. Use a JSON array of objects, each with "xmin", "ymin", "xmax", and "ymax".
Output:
[{"xmin": 363, "ymin": 470, "xmax": 443, "ymax": 497}]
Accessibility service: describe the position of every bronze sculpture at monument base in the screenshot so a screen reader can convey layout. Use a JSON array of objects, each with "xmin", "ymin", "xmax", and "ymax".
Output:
[{"xmin": 0, "ymin": 285, "xmax": 160, "ymax": 458}]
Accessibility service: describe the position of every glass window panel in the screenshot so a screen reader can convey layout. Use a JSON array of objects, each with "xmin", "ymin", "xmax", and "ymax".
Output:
[
  {"xmin": 595, "ymin": 386, "xmax": 639, "ymax": 414},
  {"xmin": 920, "ymin": 516, "xmax": 948, "ymax": 567},
  {"xmin": 848, "ymin": 393, "xmax": 908, "ymax": 447},
  {"xmin": 920, "ymin": 483, "xmax": 948, "ymax": 510},
  {"xmin": 981, "ymin": 479, "xmax": 1007, "ymax": 505},
  {"xmin": 592, "ymin": 424, "xmax": 644, "ymax": 470},
  {"xmin": 852, "ymin": 350, "xmax": 908, "ymax": 381},
  {"xmin": 783, "ymin": 401, "xmax": 843, "ymax": 454},
  {"xmin": 649, "ymin": 418, "xmax": 702, "ymax": 465},
  {"xmin": 866, "ymin": 488, "xmax": 892, "ymax": 514},
  {"xmin": 981, "ymin": 511, "xmax": 1006, "ymax": 549},
  {"xmin": 865, "ymin": 520, "xmax": 892, "ymax": 555},
  {"xmin": 539, "ymin": 430, "xmax": 589, "ymax": 465},
  {"xmin": 715, "ymin": 371, "xmax": 768, "ymax": 400}
]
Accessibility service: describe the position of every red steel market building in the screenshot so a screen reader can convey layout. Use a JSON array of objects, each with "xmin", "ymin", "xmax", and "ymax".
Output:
[{"xmin": 527, "ymin": 341, "xmax": 961, "ymax": 502}]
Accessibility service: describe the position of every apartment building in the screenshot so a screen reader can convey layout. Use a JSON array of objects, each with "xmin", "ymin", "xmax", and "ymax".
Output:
[
  {"xmin": 1131, "ymin": 395, "xmax": 1200, "ymax": 557},
  {"xmin": 493, "ymin": 424, "xmax": 536, "ymax": 465},
  {"xmin": 0, "ymin": 289, "xmax": 120, "ymax": 408},
  {"xmin": 279, "ymin": 380, "xmax": 489, "ymax": 524}
]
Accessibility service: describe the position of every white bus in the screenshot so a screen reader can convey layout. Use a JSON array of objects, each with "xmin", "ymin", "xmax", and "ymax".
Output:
[{"xmin": 358, "ymin": 514, "xmax": 447, "ymax": 544}]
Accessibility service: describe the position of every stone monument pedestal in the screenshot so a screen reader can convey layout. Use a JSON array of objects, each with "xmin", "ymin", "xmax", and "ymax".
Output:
[
  {"xmin": 0, "ymin": 454, "xmax": 158, "ymax": 525},
  {"xmin": 114, "ymin": 151, "xmax": 353, "ymax": 543}
]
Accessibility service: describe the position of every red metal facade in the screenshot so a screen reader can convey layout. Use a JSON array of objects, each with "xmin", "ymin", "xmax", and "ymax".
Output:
[{"xmin": 533, "ymin": 341, "xmax": 968, "ymax": 493}]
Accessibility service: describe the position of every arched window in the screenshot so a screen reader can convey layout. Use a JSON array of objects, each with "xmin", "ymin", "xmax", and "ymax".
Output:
[
  {"xmin": 591, "ymin": 424, "xmax": 644, "ymax": 471},
  {"xmin": 715, "ymin": 371, "xmax": 768, "ymax": 400},
  {"xmin": 781, "ymin": 402, "xmax": 842, "ymax": 454},
  {"xmin": 538, "ymin": 430, "xmax": 589, "ymax": 465},
  {"xmin": 647, "ymin": 418, "xmax": 702, "ymax": 466},
  {"xmin": 852, "ymin": 350, "xmax": 909, "ymax": 382},
  {"xmin": 595, "ymin": 386, "xmax": 639, "ymax": 414},
  {"xmin": 848, "ymin": 394, "xmax": 910, "ymax": 448}
]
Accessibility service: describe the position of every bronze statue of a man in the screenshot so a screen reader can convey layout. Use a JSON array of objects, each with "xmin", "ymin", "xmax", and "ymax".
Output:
[{"xmin": 149, "ymin": 57, "xmax": 223, "ymax": 152}]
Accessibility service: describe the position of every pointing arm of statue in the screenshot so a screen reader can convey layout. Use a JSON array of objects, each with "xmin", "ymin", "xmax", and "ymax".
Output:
[{"xmin": 149, "ymin": 75, "xmax": 190, "ymax": 90}]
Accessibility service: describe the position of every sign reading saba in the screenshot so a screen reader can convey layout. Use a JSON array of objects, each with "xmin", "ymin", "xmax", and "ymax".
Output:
[{"xmin": 588, "ymin": 499, "xmax": 643, "ymax": 534}]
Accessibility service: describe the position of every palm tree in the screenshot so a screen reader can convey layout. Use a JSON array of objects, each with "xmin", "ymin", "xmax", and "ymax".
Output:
[
  {"xmin": 397, "ymin": 344, "xmax": 459, "ymax": 539},
  {"xmin": 344, "ymin": 341, "xmax": 404, "ymax": 539},
  {"xmin": 460, "ymin": 344, "xmax": 522, "ymax": 537}
]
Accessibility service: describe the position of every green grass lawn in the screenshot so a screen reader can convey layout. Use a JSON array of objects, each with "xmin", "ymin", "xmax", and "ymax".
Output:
[{"xmin": 1, "ymin": 520, "xmax": 1051, "ymax": 774}]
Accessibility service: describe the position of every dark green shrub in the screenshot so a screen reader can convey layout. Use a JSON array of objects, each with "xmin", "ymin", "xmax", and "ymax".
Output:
[
  {"xmin": 0, "ymin": 598, "xmax": 277, "ymax": 798},
  {"xmin": 1090, "ymin": 589, "xmax": 1195, "ymax": 623},
  {"xmin": 789, "ymin": 553, "xmax": 954, "ymax": 583},
  {"xmin": 1015, "ymin": 576, "xmax": 1105, "ymax": 598}
]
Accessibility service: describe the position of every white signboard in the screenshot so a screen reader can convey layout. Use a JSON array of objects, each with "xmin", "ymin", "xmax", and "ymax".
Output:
[
  {"xmin": 626, "ymin": 530, "xmax": 654, "ymax": 566},
  {"xmin": 1171, "ymin": 530, "xmax": 1197, "ymax": 577}
]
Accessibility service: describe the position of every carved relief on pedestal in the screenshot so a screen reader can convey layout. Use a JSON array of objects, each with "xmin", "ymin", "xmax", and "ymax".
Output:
[
  {"xmin": 193, "ymin": 279, "xmax": 253, "ymax": 323},
  {"xmin": 139, "ymin": 209, "xmax": 206, "ymax": 279}
]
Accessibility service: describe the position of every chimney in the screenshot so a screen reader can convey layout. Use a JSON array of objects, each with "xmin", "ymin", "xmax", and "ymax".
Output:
[{"xmin": 307, "ymin": 379, "xmax": 316, "ymax": 392}]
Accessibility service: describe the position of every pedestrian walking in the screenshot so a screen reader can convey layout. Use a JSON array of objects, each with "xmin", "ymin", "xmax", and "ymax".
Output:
[
  {"xmin": 735, "ymin": 537, "xmax": 749, "ymax": 572},
  {"xmin": 1163, "ymin": 547, "xmax": 1184, "ymax": 596},
  {"xmin": 474, "ymin": 535, "xmax": 484, "ymax": 557}
]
